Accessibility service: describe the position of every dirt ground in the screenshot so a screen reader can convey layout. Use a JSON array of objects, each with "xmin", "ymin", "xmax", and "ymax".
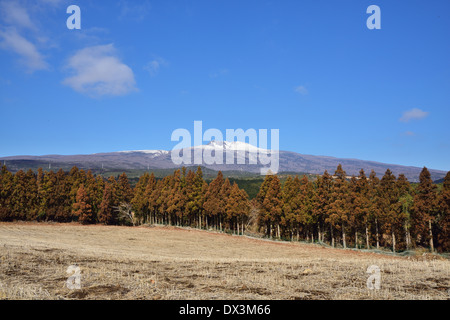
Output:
[{"xmin": 0, "ymin": 222, "xmax": 448, "ymax": 300}]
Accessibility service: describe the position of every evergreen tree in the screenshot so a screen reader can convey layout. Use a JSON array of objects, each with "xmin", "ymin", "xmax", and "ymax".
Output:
[
  {"xmin": 281, "ymin": 176, "xmax": 300, "ymax": 240},
  {"xmin": 327, "ymin": 165, "xmax": 350, "ymax": 248},
  {"xmin": 379, "ymin": 169, "xmax": 401, "ymax": 251},
  {"xmin": 397, "ymin": 174, "xmax": 413, "ymax": 250},
  {"xmin": 368, "ymin": 170, "xmax": 382, "ymax": 249},
  {"xmin": 98, "ymin": 182, "xmax": 116, "ymax": 225},
  {"xmin": 261, "ymin": 175, "xmax": 282, "ymax": 238},
  {"xmin": 132, "ymin": 172, "xmax": 151, "ymax": 224},
  {"xmin": 204, "ymin": 171, "xmax": 225, "ymax": 230},
  {"xmin": 117, "ymin": 172, "xmax": 133, "ymax": 204},
  {"xmin": 412, "ymin": 167, "xmax": 438, "ymax": 251},
  {"xmin": 296, "ymin": 175, "xmax": 315, "ymax": 242},
  {"xmin": 72, "ymin": 184, "xmax": 95, "ymax": 224},
  {"xmin": 436, "ymin": 172, "xmax": 450, "ymax": 252},
  {"xmin": 0, "ymin": 166, "xmax": 13, "ymax": 221}
]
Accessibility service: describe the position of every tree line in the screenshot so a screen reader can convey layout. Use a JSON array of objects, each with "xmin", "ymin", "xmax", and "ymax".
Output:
[
  {"xmin": 0, "ymin": 166, "xmax": 250, "ymax": 234},
  {"xmin": 256, "ymin": 165, "xmax": 449, "ymax": 253},
  {"xmin": 0, "ymin": 164, "xmax": 448, "ymax": 252}
]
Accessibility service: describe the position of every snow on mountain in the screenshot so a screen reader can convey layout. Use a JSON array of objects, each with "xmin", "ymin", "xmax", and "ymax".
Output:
[
  {"xmin": 196, "ymin": 141, "xmax": 270, "ymax": 153},
  {"xmin": 118, "ymin": 150, "xmax": 169, "ymax": 156},
  {"xmin": 117, "ymin": 141, "xmax": 270, "ymax": 154}
]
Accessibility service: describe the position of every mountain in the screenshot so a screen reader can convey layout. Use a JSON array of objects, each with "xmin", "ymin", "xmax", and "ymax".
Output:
[{"xmin": 0, "ymin": 141, "xmax": 447, "ymax": 182}]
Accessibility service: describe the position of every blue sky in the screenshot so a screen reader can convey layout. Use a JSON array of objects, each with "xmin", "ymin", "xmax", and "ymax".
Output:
[{"xmin": 0, "ymin": 0, "xmax": 449, "ymax": 171}]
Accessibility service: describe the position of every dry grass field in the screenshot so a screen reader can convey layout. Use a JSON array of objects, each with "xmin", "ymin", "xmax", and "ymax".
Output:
[{"xmin": 0, "ymin": 222, "xmax": 449, "ymax": 300}]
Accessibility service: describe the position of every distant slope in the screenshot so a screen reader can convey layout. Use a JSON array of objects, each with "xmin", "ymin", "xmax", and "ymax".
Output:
[{"xmin": 0, "ymin": 141, "xmax": 447, "ymax": 182}]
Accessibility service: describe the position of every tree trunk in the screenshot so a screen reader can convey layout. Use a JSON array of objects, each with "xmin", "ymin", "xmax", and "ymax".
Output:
[
  {"xmin": 330, "ymin": 226, "xmax": 335, "ymax": 247},
  {"xmin": 405, "ymin": 222, "xmax": 410, "ymax": 250},
  {"xmin": 429, "ymin": 219, "xmax": 434, "ymax": 252},
  {"xmin": 392, "ymin": 231, "xmax": 396, "ymax": 253},
  {"xmin": 375, "ymin": 218, "xmax": 380, "ymax": 250},
  {"xmin": 318, "ymin": 226, "xmax": 322, "ymax": 244},
  {"xmin": 342, "ymin": 224, "xmax": 346, "ymax": 249},
  {"xmin": 365, "ymin": 225, "xmax": 370, "ymax": 249},
  {"xmin": 355, "ymin": 231, "xmax": 358, "ymax": 249}
]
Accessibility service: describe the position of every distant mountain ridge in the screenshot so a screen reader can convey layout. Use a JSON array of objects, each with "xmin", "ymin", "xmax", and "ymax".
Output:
[{"xmin": 0, "ymin": 141, "xmax": 447, "ymax": 182}]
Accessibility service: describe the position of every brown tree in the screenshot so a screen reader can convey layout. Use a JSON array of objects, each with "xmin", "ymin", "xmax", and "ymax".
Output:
[
  {"xmin": 72, "ymin": 184, "xmax": 95, "ymax": 224},
  {"xmin": 412, "ymin": 167, "xmax": 438, "ymax": 251}
]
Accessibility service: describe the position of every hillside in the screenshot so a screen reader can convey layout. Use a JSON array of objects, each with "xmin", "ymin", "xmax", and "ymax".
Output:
[{"xmin": 0, "ymin": 142, "xmax": 447, "ymax": 182}]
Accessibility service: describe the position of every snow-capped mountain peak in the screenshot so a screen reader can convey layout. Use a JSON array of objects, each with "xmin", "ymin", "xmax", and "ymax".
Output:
[
  {"xmin": 118, "ymin": 150, "xmax": 169, "ymax": 156},
  {"xmin": 202, "ymin": 140, "xmax": 269, "ymax": 153}
]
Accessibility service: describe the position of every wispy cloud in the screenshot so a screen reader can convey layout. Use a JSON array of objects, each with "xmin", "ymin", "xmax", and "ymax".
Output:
[
  {"xmin": 0, "ymin": 0, "xmax": 57, "ymax": 72},
  {"xmin": 0, "ymin": 27, "xmax": 48, "ymax": 72},
  {"xmin": 144, "ymin": 57, "xmax": 168, "ymax": 76},
  {"xmin": 118, "ymin": 0, "xmax": 151, "ymax": 22},
  {"xmin": 294, "ymin": 85, "xmax": 308, "ymax": 95},
  {"xmin": 63, "ymin": 44, "xmax": 137, "ymax": 97},
  {"xmin": 38, "ymin": 0, "xmax": 65, "ymax": 6},
  {"xmin": 400, "ymin": 108, "xmax": 429, "ymax": 122},
  {"xmin": 0, "ymin": 1, "xmax": 35, "ymax": 30}
]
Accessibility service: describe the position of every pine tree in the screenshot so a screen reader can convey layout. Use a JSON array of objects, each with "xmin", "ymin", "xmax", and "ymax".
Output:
[
  {"xmin": 39, "ymin": 170, "xmax": 57, "ymax": 221},
  {"xmin": 281, "ymin": 176, "xmax": 300, "ymax": 240},
  {"xmin": 54, "ymin": 169, "xmax": 72, "ymax": 222},
  {"xmin": 368, "ymin": 170, "xmax": 381, "ymax": 249},
  {"xmin": 132, "ymin": 172, "xmax": 151, "ymax": 224},
  {"xmin": 185, "ymin": 167, "xmax": 205, "ymax": 228},
  {"xmin": 379, "ymin": 169, "xmax": 400, "ymax": 252},
  {"xmin": 436, "ymin": 172, "xmax": 450, "ymax": 252},
  {"xmin": 204, "ymin": 171, "xmax": 225, "ymax": 230},
  {"xmin": 145, "ymin": 173, "xmax": 158, "ymax": 224},
  {"xmin": 72, "ymin": 184, "xmax": 95, "ymax": 224},
  {"xmin": 412, "ymin": 167, "xmax": 438, "ymax": 251},
  {"xmin": 0, "ymin": 166, "xmax": 13, "ymax": 221},
  {"xmin": 313, "ymin": 170, "xmax": 332, "ymax": 244},
  {"xmin": 10, "ymin": 170, "xmax": 27, "ymax": 220},
  {"xmin": 296, "ymin": 175, "xmax": 315, "ymax": 242},
  {"xmin": 261, "ymin": 175, "xmax": 282, "ymax": 238},
  {"xmin": 225, "ymin": 183, "xmax": 250, "ymax": 234},
  {"xmin": 167, "ymin": 169, "xmax": 186, "ymax": 226},
  {"xmin": 218, "ymin": 178, "xmax": 232, "ymax": 231},
  {"xmin": 397, "ymin": 174, "xmax": 413, "ymax": 250},
  {"xmin": 98, "ymin": 182, "xmax": 116, "ymax": 225},
  {"xmin": 117, "ymin": 172, "xmax": 133, "ymax": 204},
  {"xmin": 327, "ymin": 165, "xmax": 350, "ymax": 248}
]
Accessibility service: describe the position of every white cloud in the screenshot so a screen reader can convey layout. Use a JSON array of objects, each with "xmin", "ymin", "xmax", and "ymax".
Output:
[
  {"xmin": 63, "ymin": 44, "xmax": 137, "ymax": 97},
  {"xmin": 294, "ymin": 85, "xmax": 308, "ymax": 95},
  {"xmin": 0, "ymin": 27, "xmax": 48, "ymax": 72},
  {"xmin": 38, "ymin": 0, "xmax": 64, "ymax": 6},
  {"xmin": 118, "ymin": 0, "xmax": 151, "ymax": 22},
  {"xmin": 400, "ymin": 108, "xmax": 429, "ymax": 122},
  {"xmin": 0, "ymin": 1, "xmax": 60, "ymax": 73},
  {"xmin": 144, "ymin": 57, "xmax": 168, "ymax": 76},
  {"xmin": 0, "ymin": 1, "xmax": 35, "ymax": 30}
]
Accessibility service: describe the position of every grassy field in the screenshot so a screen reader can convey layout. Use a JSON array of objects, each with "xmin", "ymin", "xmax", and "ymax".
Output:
[{"xmin": 0, "ymin": 222, "xmax": 448, "ymax": 300}]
